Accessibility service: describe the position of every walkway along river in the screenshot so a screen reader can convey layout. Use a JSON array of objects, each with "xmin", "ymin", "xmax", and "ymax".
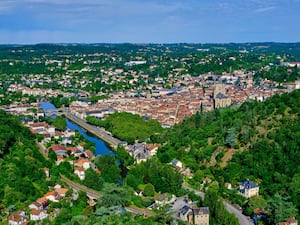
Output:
[{"xmin": 39, "ymin": 102, "xmax": 116, "ymax": 156}]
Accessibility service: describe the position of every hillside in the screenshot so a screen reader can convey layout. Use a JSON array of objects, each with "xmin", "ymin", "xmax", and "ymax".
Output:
[
  {"xmin": 158, "ymin": 90, "xmax": 300, "ymax": 220},
  {"xmin": 0, "ymin": 110, "xmax": 49, "ymax": 216}
]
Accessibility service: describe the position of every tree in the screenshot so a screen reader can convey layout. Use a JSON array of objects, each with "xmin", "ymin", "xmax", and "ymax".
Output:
[
  {"xmin": 97, "ymin": 183, "xmax": 131, "ymax": 208},
  {"xmin": 126, "ymin": 174, "xmax": 140, "ymax": 190},
  {"xmin": 48, "ymin": 149, "xmax": 57, "ymax": 162},
  {"xmin": 225, "ymin": 127, "xmax": 237, "ymax": 148},
  {"xmin": 116, "ymin": 145, "xmax": 134, "ymax": 167},
  {"xmin": 205, "ymin": 185, "xmax": 239, "ymax": 225},
  {"xmin": 52, "ymin": 116, "xmax": 67, "ymax": 131},
  {"xmin": 289, "ymin": 173, "xmax": 300, "ymax": 209},
  {"xmin": 244, "ymin": 195, "xmax": 267, "ymax": 215},
  {"xmin": 266, "ymin": 193, "xmax": 297, "ymax": 224},
  {"xmin": 143, "ymin": 183, "xmax": 155, "ymax": 197},
  {"xmin": 95, "ymin": 155, "xmax": 121, "ymax": 183},
  {"xmin": 84, "ymin": 168, "xmax": 104, "ymax": 191}
]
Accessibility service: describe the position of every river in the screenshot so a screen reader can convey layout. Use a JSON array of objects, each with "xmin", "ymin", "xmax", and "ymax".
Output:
[{"xmin": 39, "ymin": 102, "xmax": 114, "ymax": 156}]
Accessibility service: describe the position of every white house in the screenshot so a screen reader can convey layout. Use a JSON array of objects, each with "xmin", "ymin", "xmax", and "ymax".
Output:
[
  {"xmin": 8, "ymin": 211, "xmax": 27, "ymax": 225},
  {"xmin": 30, "ymin": 210, "xmax": 48, "ymax": 221},
  {"xmin": 29, "ymin": 201, "xmax": 43, "ymax": 210},
  {"xmin": 74, "ymin": 167, "xmax": 85, "ymax": 180}
]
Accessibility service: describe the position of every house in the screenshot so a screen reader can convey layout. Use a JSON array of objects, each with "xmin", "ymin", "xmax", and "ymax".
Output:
[
  {"xmin": 54, "ymin": 188, "xmax": 69, "ymax": 197},
  {"xmin": 62, "ymin": 137, "xmax": 72, "ymax": 145},
  {"xmin": 43, "ymin": 168, "xmax": 50, "ymax": 179},
  {"xmin": 193, "ymin": 207, "xmax": 209, "ymax": 225},
  {"xmin": 50, "ymin": 145, "xmax": 68, "ymax": 155},
  {"xmin": 74, "ymin": 167, "xmax": 85, "ymax": 180},
  {"xmin": 239, "ymin": 179, "xmax": 259, "ymax": 198},
  {"xmin": 30, "ymin": 210, "xmax": 48, "ymax": 221},
  {"xmin": 36, "ymin": 197, "xmax": 49, "ymax": 209},
  {"xmin": 56, "ymin": 155, "xmax": 65, "ymax": 165},
  {"xmin": 127, "ymin": 143, "xmax": 150, "ymax": 163},
  {"xmin": 64, "ymin": 129, "xmax": 75, "ymax": 138},
  {"xmin": 134, "ymin": 189, "xmax": 144, "ymax": 197},
  {"xmin": 29, "ymin": 201, "xmax": 43, "ymax": 210},
  {"xmin": 286, "ymin": 217, "xmax": 298, "ymax": 225},
  {"xmin": 44, "ymin": 191, "xmax": 61, "ymax": 202},
  {"xmin": 277, "ymin": 217, "xmax": 298, "ymax": 225},
  {"xmin": 74, "ymin": 158, "xmax": 91, "ymax": 170},
  {"xmin": 145, "ymin": 143, "xmax": 161, "ymax": 156},
  {"xmin": 85, "ymin": 150, "xmax": 95, "ymax": 159},
  {"xmin": 8, "ymin": 211, "xmax": 27, "ymax": 225},
  {"xmin": 225, "ymin": 182, "xmax": 233, "ymax": 190},
  {"xmin": 171, "ymin": 159, "xmax": 183, "ymax": 170},
  {"xmin": 252, "ymin": 208, "xmax": 267, "ymax": 224},
  {"xmin": 179, "ymin": 205, "xmax": 192, "ymax": 221}
]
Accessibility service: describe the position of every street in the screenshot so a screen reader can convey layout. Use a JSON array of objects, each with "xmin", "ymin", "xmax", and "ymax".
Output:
[{"xmin": 182, "ymin": 183, "xmax": 253, "ymax": 225}]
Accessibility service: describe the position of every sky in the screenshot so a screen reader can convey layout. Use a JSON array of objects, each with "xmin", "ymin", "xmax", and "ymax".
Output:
[{"xmin": 0, "ymin": 0, "xmax": 299, "ymax": 44}]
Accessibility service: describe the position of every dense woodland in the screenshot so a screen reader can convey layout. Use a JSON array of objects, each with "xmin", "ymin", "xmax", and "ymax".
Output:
[
  {"xmin": 0, "ymin": 110, "xmax": 50, "ymax": 218},
  {"xmin": 86, "ymin": 112, "xmax": 163, "ymax": 144}
]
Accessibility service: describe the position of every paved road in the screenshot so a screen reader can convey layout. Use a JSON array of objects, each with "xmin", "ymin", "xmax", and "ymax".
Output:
[
  {"xmin": 225, "ymin": 202, "xmax": 253, "ymax": 225},
  {"xmin": 182, "ymin": 183, "xmax": 252, "ymax": 225},
  {"xmin": 182, "ymin": 183, "xmax": 205, "ymax": 199}
]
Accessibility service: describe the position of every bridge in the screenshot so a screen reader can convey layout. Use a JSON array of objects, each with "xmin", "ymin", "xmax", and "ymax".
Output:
[{"xmin": 43, "ymin": 108, "xmax": 64, "ymax": 117}]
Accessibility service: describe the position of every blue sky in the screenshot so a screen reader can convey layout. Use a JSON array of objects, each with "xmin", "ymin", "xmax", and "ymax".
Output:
[{"xmin": 0, "ymin": 0, "xmax": 299, "ymax": 44}]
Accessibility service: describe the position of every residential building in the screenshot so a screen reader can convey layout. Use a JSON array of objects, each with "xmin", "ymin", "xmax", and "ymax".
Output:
[
  {"xmin": 193, "ymin": 207, "xmax": 209, "ymax": 225},
  {"xmin": 30, "ymin": 210, "xmax": 48, "ymax": 221},
  {"xmin": 239, "ymin": 179, "xmax": 259, "ymax": 198},
  {"xmin": 277, "ymin": 217, "xmax": 299, "ymax": 225},
  {"xmin": 8, "ymin": 211, "xmax": 27, "ymax": 225}
]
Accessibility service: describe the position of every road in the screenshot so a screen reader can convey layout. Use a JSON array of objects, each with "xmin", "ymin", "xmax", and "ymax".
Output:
[
  {"xmin": 35, "ymin": 140, "xmax": 48, "ymax": 159},
  {"xmin": 63, "ymin": 110, "xmax": 121, "ymax": 149},
  {"xmin": 60, "ymin": 175, "xmax": 154, "ymax": 217},
  {"xmin": 182, "ymin": 183, "xmax": 252, "ymax": 225},
  {"xmin": 225, "ymin": 202, "xmax": 253, "ymax": 225},
  {"xmin": 125, "ymin": 206, "xmax": 154, "ymax": 217},
  {"xmin": 60, "ymin": 174, "xmax": 101, "ymax": 199}
]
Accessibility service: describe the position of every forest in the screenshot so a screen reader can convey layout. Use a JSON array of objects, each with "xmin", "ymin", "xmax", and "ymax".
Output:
[
  {"xmin": 86, "ymin": 112, "xmax": 163, "ymax": 144},
  {"xmin": 0, "ymin": 110, "xmax": 50, "ymax": 219}
]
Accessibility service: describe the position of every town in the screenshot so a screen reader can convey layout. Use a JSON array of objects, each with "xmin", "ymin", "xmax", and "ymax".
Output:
[{"xmin": 0, "ymin": 43, "xmax": 299, "ymax": 225}]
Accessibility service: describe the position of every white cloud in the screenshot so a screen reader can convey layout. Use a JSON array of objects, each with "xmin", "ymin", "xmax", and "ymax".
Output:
[{"xmin": 254, "ymin": 6, "xmax": 276, "ymax": 13}]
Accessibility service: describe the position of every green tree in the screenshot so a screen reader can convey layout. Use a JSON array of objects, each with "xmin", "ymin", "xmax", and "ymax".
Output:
[
  {"xmin": 48, "ymin": 149, "xmax": 57, "ymax": 162},
  {"xmin": 143, "ymin": 183, "xmax": 155, "ymax": 197},
  {"xmin": 116, "ymin": 145, "xmax": 134, "ymax": 167},
  {"xmin": 52, "ymin": 116, "xmax": 67, "ymax": 131},
  {"xmin": 97, "ymin": 183, "xmax": 131, "ymax": 208},
  {"xmin": 225, "ymin": 127, "xmax": 237, "ymax": 148},
  {"xmin": 244, "ymin": 195, "xmax": 267, "ymax": 215},
  {"xmin": 84, "ymin": 168, "xmax": 104, "ymax": 191},
  {"xmin": 95, "ymin": 155, "xmax": 121, "ymax": 183},
  {"xmin": 266, "ymin": 193, "xmax": 298, "ymax": 224}
]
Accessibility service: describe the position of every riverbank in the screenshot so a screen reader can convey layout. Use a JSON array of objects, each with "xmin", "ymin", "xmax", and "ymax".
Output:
[
  {"xmin": 64, "ymin": 111, "xmax": 122, "ymax": 150},
  {"xmin": 39, "ymin": 102, "xmax": 116, "ymax": 156}
]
